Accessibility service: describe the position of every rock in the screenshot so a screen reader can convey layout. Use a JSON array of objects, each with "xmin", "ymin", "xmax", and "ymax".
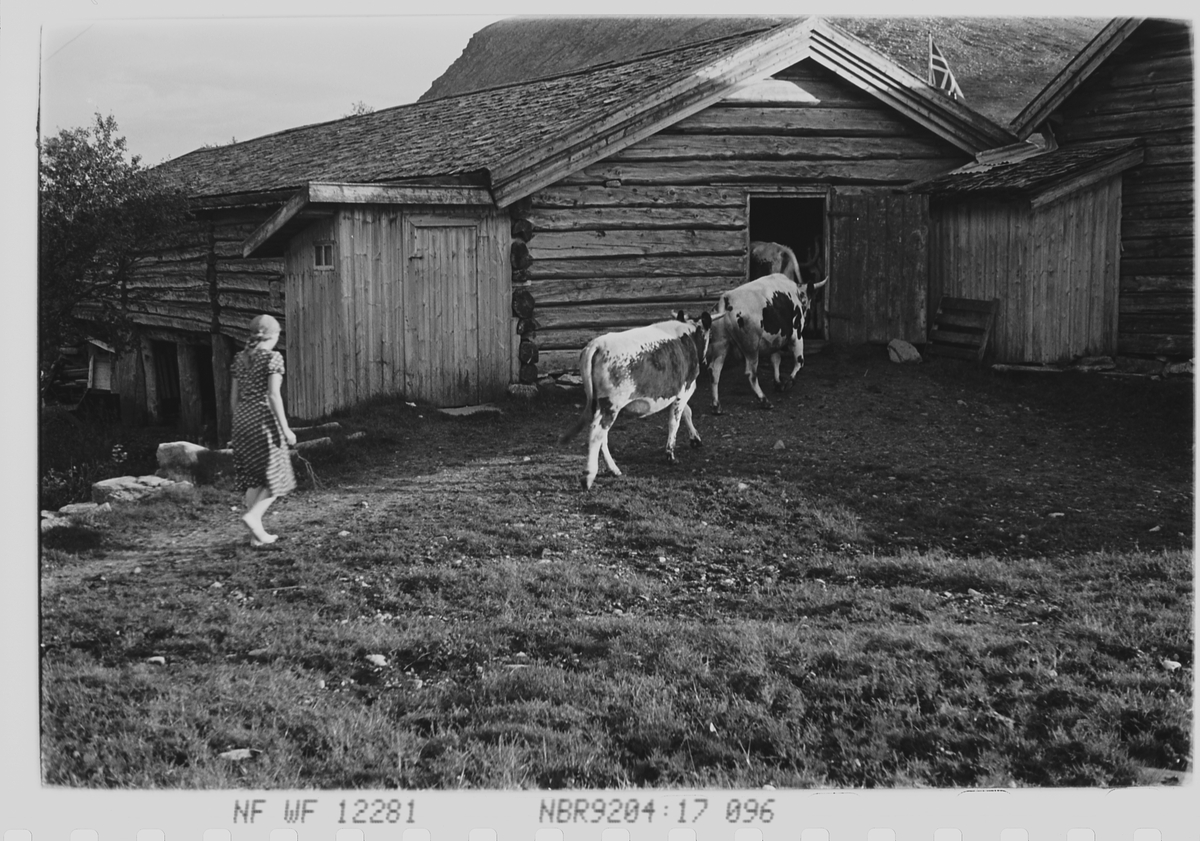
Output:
[
  {"xmin": 346, "ymin": 431, "xmax": 366, "ymax": 440},
  {"xmin": 772, "ymin": 440, "xmax": 785, "ymax": 450},
  {"xmin": 887, "ymin": 338, "xmax": 923, "ymax": 364},
  {"xmin": 558, "ymin": 374, "xmax": 584, "ymax": 386},
  {"xmin": 293, "ymin": 437, "xmax": 331, "ymax": 450},
  {"xmin": 146, "ymin": 656, "xmax": 166, "ymax": 666},
  {"xmin": 92, "ymin": 475, "xmax": 195, "ymax": 505},
  {"xmin": 156, "ymin": 441, "xmax": 234, "ymax": 484},
  {"xmin": 218, "ymin": 748, "xmax": 256, "ymax": 761},
  {"xmin": 1164, "ymin": 360, "xmax": 1193, "ymax": 377},
  {"xmin": 364, "ymin": 654, "xmax": 389, "ymax": 668},
  {"xmin": 58, "ymin": 502, "xmax": 111, "ymax": 516},
  {"xmin": 891, "ymin": 340, "xmax": 924, "ymax": 364},
  {"xmin": 507, "ymin": 383, "xmax": 539, "ymax": 400}
]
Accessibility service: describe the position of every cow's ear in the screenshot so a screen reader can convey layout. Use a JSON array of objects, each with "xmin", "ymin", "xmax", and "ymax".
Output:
[
  {"xmin": 700, "ymin": 311, "xmax": 712, "ymax": 329},
  {"xmin": 675, "ymin": 310, "xmax": 686, "ymax": 322}
]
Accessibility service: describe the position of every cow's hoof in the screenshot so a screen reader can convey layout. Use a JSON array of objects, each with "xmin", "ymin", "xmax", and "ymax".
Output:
[
  {"xmin": 581, "ymin": 476, "xmax": 593, "ymax": 491},
  {"xmin": 665, "ymin": 451, "xmax": 677, "ymax": 464},
  {"xmin": 711, "ymin": 404, "xmax": 723, "ymax": 415},
  {"xmin": 690, "ymin": 437, "xmax": 703, "ymax": 449},
  {"xmin": 759, "ymin": 399, "xmax": 774, "ymax": 410}
]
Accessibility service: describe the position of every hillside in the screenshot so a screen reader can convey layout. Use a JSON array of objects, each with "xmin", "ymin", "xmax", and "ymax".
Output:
[{"xmin": 419, "ymin": 16, "xmax": 1108, "ymax": 126}]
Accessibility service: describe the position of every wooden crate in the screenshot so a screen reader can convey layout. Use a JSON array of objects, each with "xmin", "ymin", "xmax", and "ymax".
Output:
[{"xmin": 926, "ymin": 296, "xmax": 999, "ymax": 362}]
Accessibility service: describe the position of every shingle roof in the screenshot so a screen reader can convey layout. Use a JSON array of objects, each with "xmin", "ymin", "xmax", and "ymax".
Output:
[
  {"xmin": 909, "ymin": 139, "xmax": 1143, "ymax": 198},
  {"xmin": 156, "ymin": 26, "xmax": 770, "ymax": 201}
]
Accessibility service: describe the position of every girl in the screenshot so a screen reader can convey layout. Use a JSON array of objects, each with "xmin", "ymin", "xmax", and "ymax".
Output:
[{"xmin": 230, "ymin": 314, "xmax": 297, "ymax": 546}]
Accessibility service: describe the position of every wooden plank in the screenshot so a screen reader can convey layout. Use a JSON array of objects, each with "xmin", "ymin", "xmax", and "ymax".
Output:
[
  {"xmin": 531, "ymin": 184, "xmax": 747, "ymax": 209},
  {"xmin": 527, "ymin": 254, "xmax": 745, "ymax": 280},
  {"xmin": 211, "ymin": 333, "xmax": 234, "ymax": 446},
  {"xmin": 1029, "ymin": 150, "xmax": 1143, "ymax": 209},
  {"xmin": 176, "ymin": 342, "xmax": 204, "ymax": 436},
  {"xmin": 668, "ymin": 104, "xmax": 924, "ymax": 137},
  {"xmin": 727, "ymin": 75, "xmax": 876, "ymax": 108},
  {"xmin": 527, "ymin": 228, "xmax": 744, "ymax": 260},
  {"xmin": 307, "ymin": 182, "xmax": 493, "ymax": 206},
  {"xmin": 1059, "ymin": 107, "xmax": 1195, "ymax": 141},
  {"xmin": 940, "ymin": 296, "xmax": 999, "ymax": 313},
  {"xmin": 527, "ymin": 205, "xmax": 745, "ymax": 231},
  {"xmin": 1120, "ymin": 274, "xmax": 1196, "ymax": 293},
  {"xmin": 1060, "ymin": 80, "xmax": 1195, "ymax": 116},
  {"xmin": 612, "ymin": 134, "xmax": 951, "ymax": 163},
  {"xmin": 560, "ymin": 158, "xmax": 957, "ymax": 187},
  {"xmin": 1118, "ymin": 332, "xmax": 1194, "ymax": 355},
  {"xmin": 538, "ymin": 348, "xmax": 585, "ymax": 375},
  {"xmin": 243, "ymin": 188, "xmax": 309, "ymax": 258},
  {"xmin": 929, "ymin": 328, "xmax": 986, "ymax": 345},
  {"xmin": 537, "ymin": 301, "xmax": 713, "ymax": 331},
  {"xmin": 529, "ymin": 275, "xmax": 741, "ymax": 305}
]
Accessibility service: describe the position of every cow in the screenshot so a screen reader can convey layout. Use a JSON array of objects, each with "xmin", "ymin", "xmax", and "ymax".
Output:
[
  {"xmin": 749, "ymin": 239, "xmax": 823, "ymax": 285},
  {"xmin": 559, "ymin": 312, "xmax": 713, "ymax": 490},
  {"xmin": 707, "ymin": 271, "xmax": 828, "ymax": 414}
]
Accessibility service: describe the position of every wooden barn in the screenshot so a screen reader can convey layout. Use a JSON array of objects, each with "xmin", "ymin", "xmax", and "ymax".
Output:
[
  {"xmin": 911, "ymin": 139, "xmax": 1146, "ymax": 364},
  {"xmin": 125, "ymin": 15, "xmax": 1017, "ymax": 433},
  {"xmin": 1010, "ymin": 17, "xmax": 1194, "ymax": 361}
]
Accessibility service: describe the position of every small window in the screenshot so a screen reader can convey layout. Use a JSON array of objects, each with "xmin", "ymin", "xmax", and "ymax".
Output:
[{"xmin": 314, "ymin": 242, "xmax": 334, "ymax": 269}]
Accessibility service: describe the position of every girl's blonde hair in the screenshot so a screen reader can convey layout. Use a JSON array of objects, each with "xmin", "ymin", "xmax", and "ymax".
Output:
[{"xmin": 239, "ymin": 314, "xmax": 281, "ymax": 365}]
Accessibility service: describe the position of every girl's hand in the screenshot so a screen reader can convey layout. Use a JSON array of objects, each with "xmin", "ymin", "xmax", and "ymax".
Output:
[{"xmin": 284, "ymin": 429, "xmax": 297, "ymax": 447}]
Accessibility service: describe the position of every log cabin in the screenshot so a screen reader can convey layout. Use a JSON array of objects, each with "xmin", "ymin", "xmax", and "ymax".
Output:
[
  {"xmin": 1010, "ymin": 18, "xmax": 1194, "ymax": 361},
  {"xmin": 100, "ymin": 16, "xmax": 1030, "ymax": 436}
]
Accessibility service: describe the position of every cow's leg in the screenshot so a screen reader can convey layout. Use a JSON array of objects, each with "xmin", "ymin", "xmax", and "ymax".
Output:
[
  {"xmin": 681, "ymin": 400, "xmax": 703, "ymax": 448},
  {"xmin": 742, "ymin": 351, "xmax": 773, "ymax": 410},
  {"xmin": 664, "ymin": 399, "xmax": 683, "ymax": 462},
  {"xmin": 785, "ymin": 335, "xmax": 805, "ymax": 386},
  {"xmin": 771, "ymin": 351, "xmax": 787, "ymax": 392},
  {"xmin": 708, "ymin": 348, "xmax": 727, "ymax": 415},
  {"xmin": 584, "ymin": 402, "xmax": 621, "ymax": 489}
]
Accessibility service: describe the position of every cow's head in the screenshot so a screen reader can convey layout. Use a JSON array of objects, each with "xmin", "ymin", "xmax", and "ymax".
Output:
[
  {"xmin": 675, "ymin": 310, "xmax": 714, "ymax": 364},
  {"xmin": 798, "ymin": 275, "xmax": 829, "ymax": 323}
]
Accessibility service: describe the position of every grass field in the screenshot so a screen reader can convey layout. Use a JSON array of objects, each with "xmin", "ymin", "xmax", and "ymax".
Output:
[{"xmin": 39, "ymin": 345, "xmax": 1193, "ymax": 788}]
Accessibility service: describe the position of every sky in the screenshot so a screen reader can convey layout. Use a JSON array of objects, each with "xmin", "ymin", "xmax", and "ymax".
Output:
[{"xmin": 38, "ymin": 15, "xmax": 507, "ymax": 165}]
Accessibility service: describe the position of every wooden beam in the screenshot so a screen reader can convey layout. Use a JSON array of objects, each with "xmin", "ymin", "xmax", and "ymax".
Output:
[
  {"xmin": 243, "ymin": 189, "xmax": 310, "ymax": 257},
  {"xmin": 1011, "ymin": 18, "xmax": 1145, "ymax": 138},
  {"xmin": 177, "ymin": 343, "xmax": 205, "ymax": 437},
  {"xmin": 306, "ymin": 182, "xmax": 494, "ymax": 206}
]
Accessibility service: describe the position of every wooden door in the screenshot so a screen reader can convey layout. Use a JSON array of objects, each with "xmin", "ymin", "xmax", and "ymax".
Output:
[
  {"xmin": 827, "ymin": 191, "xmax": 930, "ymax": 345},
  {"xmin": 403, "ymin": 216, "xmax": 482, "ymax": 407}
]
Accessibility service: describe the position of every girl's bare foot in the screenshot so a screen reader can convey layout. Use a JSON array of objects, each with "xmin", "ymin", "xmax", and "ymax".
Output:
[
  {"xmin": 241, "ymin": 513, "xmax": 273, "ymax": 544},
  {"xmin": 250, "ymin": 534, "xmax": 278, "ymax": 548}
]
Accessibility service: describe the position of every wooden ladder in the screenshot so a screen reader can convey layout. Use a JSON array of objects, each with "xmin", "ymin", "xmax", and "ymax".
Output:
[{"xmin": 926, "ymin": 297, "xmax": 999, "ymax": 362}]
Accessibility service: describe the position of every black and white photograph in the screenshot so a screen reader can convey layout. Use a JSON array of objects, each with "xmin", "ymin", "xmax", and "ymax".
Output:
[{"xmin": 21, "ymin": 2, "xmax": 1194, "ymax": 807}]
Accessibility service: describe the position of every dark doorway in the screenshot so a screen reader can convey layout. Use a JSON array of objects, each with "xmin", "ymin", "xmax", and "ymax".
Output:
[
  {"xmin": 151, "ymin": 340, "xmax": 180, "ymax": 426},
  {"xmin": 749, "ymin": 196, "xmax": 826, "ymax": 338}
]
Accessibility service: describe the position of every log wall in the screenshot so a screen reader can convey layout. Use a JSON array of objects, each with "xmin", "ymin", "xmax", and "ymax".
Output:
[
  {"xmin": 1052, "ymin": 19, "xmax": 1194, "ymax": 358},
  {"xmin": 929, "ymin": 177, "xmax": 1123, "ymax": 364},
  {"xmin": 522, "ymin": 60, "xmax": 968, "ymax": 374},
  {"xmin": 118, "ymin": 203, "xmax": 286, "ymax": 436}
]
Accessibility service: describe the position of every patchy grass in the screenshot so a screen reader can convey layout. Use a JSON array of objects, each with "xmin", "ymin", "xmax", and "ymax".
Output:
[{"xmin": 39, "ymin": 345, "xmax": 1193, "ymax": 788}]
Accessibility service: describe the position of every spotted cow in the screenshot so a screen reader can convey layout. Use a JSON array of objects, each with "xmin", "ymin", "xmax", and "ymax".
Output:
[
  {"xmin": 707, "ymin": 272, "xmax": 828, "ymax": 414},
  {"xmin": 559, "ymin": 312, "xmax": 713, "ymax": 490},
  {"xmin": 750, "ymin": 239, "xmax": 822, "ymax": 285}
]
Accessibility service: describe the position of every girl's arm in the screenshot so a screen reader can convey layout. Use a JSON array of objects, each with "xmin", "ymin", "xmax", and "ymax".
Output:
[{"xmin": 267, "ymin": 373, "xmax": 297, "ymax": 447}]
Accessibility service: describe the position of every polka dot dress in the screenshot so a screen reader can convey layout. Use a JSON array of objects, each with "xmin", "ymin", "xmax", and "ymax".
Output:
[{"xmin": 231, "ymin": 348, "xmax": 296, "ymax": 497}]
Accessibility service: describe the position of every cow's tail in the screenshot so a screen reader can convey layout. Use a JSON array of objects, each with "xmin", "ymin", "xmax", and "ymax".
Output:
[
  {"xmin": 558, "ymin": 342, "xmax": 599, "ymax": 444},
  {"xmin": 781, "ymin": 246, "xmax": 802, "ymax": 284}
]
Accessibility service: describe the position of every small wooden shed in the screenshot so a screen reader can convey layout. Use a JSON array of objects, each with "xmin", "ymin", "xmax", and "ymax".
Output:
[
  {"xmin": 912, "ymin": 139, "xmax": 1145, "ymax": 364},
  {"xmin": 1010, "ymin": 17, "xmax": 1194, "ymax": 359}
]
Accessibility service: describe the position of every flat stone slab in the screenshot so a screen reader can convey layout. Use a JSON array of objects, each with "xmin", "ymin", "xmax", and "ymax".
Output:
[{"xmin": 437, "ymin": 404, "xmax": 503, "ymax": 418}]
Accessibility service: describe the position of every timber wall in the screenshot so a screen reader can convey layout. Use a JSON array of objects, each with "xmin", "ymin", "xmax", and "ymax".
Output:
[
  {"xmin": 1053, "ymin": 19, "xmax": 1194, "ymax": 358},
  {"xmin": 929, "ymin": 177, "xmax": 1123, "ymax": 364},
  {"xmin": 285, "ymin": 205, "xmax": 512, "ymax": 419},
  {"xmin": 520, "ymin": 59, "xmax": 969, "ymax": 374}
]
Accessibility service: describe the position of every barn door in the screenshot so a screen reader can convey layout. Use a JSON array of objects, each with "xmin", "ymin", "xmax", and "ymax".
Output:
[
  {"xmin": 827, "ymin": 191, "xmax": 930, "ymax": 345},
  {"xmin": 403, "ymin": 216, "xmax": 482, "ymax": 407}
]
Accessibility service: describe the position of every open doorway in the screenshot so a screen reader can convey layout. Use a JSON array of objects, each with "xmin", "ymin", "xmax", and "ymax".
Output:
[{"xmin": 748, "ymin": 195, "xmax": 827, "ymax": 339}]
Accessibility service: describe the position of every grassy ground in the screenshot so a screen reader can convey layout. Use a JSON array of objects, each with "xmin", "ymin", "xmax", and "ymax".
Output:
[{"xmin": 39, "ymin": 345, "xmax": 1193, "ymax": 788}]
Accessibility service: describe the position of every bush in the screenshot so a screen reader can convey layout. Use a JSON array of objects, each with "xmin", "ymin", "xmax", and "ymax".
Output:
[{"xmin": 38, "ymin": 406, "xmax": 163, "ymax": 510}]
